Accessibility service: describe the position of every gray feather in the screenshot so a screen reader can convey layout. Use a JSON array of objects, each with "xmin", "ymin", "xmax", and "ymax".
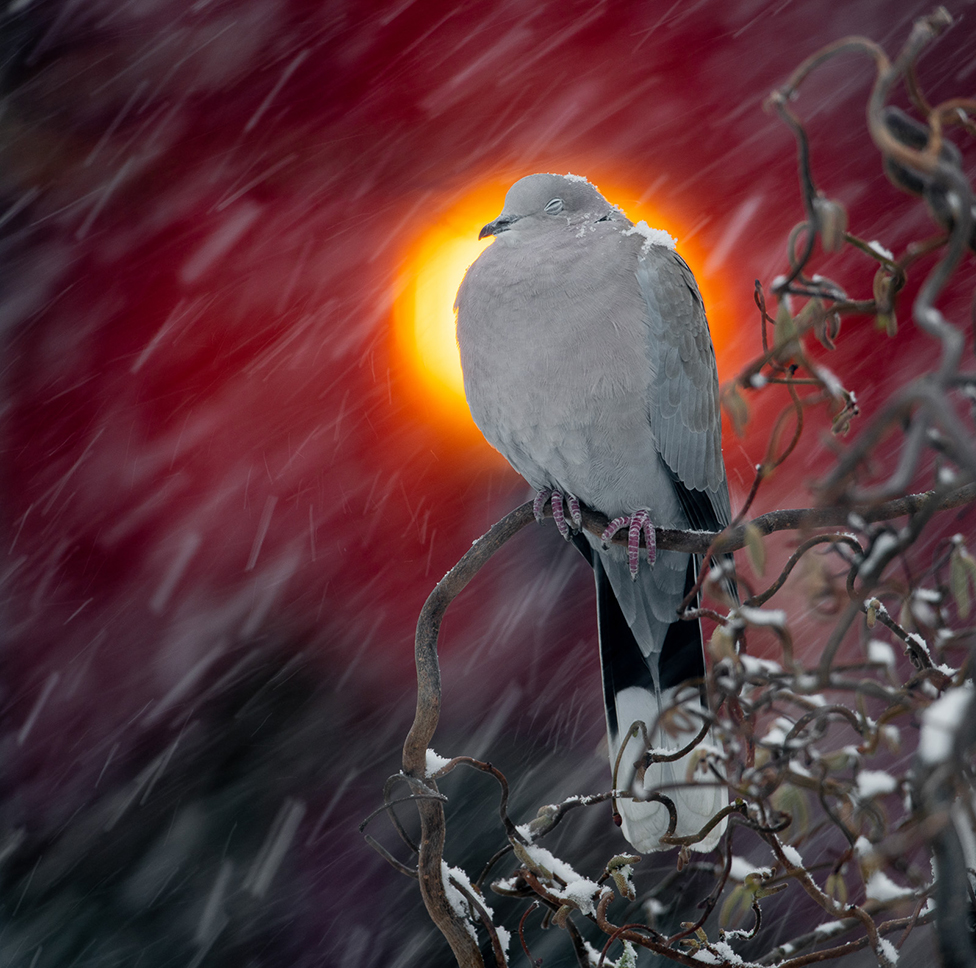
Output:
[{"xmin": 455, "ymin": 173, "xmax": 733, "ymax": 852}]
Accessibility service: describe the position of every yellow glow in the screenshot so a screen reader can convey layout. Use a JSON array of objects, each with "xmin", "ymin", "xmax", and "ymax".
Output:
[
  {"xmin": 393, "ymin": 183, "xmax": 502, "ymax": 432},
  {"xmin": 393, "ymin": 175, "xmax": 739, "ymax": 435},
  {"xmin": 412, "ymin": 232, "xmax": 488, "ymax": 401}
]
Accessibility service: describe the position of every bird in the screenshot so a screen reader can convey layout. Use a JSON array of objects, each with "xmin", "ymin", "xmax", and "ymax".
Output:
[{"xmin": 454, "ymin": 172, "xmax": 733, "ymax": 853}]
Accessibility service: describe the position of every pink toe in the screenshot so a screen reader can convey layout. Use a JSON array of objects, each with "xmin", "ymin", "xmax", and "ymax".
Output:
[
  {"xmin": 551, "ymin": 490, "xmax": 569, "ymax": 538},
  {"xmin": 643, "ymin": 517, "xmax": 657, "ymax": 565},
  {"xmin": 533, "ymin": 488, "xmax": 551, "ymax": 524},
  {"xmin": 601, "ymin": 515, "xmax": 628, "ymax": 547},
  {"xmin": 627, "ymin": 515, "xmax": 643, "ymax": 578}
]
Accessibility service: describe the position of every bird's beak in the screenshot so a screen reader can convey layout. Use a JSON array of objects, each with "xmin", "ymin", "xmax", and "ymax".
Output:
[{"xmin": 479, "ymin": 214, "xmax": 520, "ymax": 239}]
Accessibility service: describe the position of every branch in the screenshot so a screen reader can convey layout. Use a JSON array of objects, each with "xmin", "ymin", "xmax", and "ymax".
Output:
[
  {"xmin": 402, "ymin": 501, "xmax": 537, "ymax": 968},
  {"xmin": 569, "ymin": 482, "xmax": 976, "ymax": 555}
]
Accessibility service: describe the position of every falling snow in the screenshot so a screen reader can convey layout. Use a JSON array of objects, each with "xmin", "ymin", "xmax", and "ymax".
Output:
[{"xmin": 1, "ymin": 1, "xmax": 972, "ymax": 965}]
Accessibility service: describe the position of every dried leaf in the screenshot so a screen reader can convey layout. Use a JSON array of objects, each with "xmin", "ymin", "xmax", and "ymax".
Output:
[
  {"xmin": 898, "ymin": 598, "xmax": 915, "ymax": 632},
  {"xmin": 873, "ymin": 267, "xmax": 898, "ymax": 336},
  {"xmin": 826, "ymin": 309, "xmax": 842, "ymax": 344},
  {"xmin": 773, "ymin": 300, "xmax": 798, "ymax": 362},
  {"xmin": 721, "ymin": 381, "xmax": 750, "ymax": 437},
  {"xmin": 685, "ymin": 747, "xmax": 710, "ymax": 783},
  {"xmin": 754, "ymin": 881, "xmax": 787, "ymax": 899},
  {"xmin": 865, "ymin": 598, "xmax": 881, "ymax": 629},
  {"xmin": 950, "ymin": 545, "xmax": 973, "ymax": 618},
  {"xmin": 872, "ymin": 265, "xmax": 890, "ymax": 304},
  {"xmin": 611, "ymin": 867, "xmax": 636, "ymax": 901},
  {"xmin": 772, "ymin": 784, "xmax": 808, "ymax": 837},
  {"xmin": 744, "ymin": 522, "xmax": 766, "ymax": 576},
  {"xmin": 795, "ymin": 297, "xmax": 828, "ymax": 345},
  {"xmin": 719, "ymin": 885, "xmax": 753, "ymax": 930},
  {"xmin": 825, "ymin": 872, "xmax": 848, "ymax": 905},
  {"xmin": 822, "ymin": 748, "xmax": 858, "ymax": 771},
  {"xmin": 877, "ymin": 310, "xmax": 898, "ymax": 336},
  {"xmin": 832, "ymin": 414, "xmax": 851, "ymax": 435},
  {"xmin": 803, "ymin": 297, "xmax": 838, "ymax": 350},
  {"xmin": 813, "ymin": 196, "xmax": 848, "ymax": 252},
  {"xmin": 709, "ymin": 624, "xmax": 737, "ymax": 663}
]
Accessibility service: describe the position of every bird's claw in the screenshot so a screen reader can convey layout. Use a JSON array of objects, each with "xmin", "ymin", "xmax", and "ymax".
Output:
[
  {"xmin": 601, "ymin": 509, "xmax": 657, "ymax": 578},
  {"xmin": 532, "ymin": 488, "xmax": 551, "ymax": 524},
  {"xmin": 533, "ymin": 488, "xmax": 582, "ymax": 539}
]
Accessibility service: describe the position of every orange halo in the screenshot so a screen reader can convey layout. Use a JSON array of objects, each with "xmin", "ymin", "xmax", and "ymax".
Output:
[{"xmin": 392, "ymin": 174, "xmax": 739, "ymax": 439}]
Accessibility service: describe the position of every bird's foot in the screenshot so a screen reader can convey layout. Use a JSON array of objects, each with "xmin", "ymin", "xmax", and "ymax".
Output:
[
  {"xmin": 601, "ymin": 509, "xmax": 657, "ymax": 578},
  {"xmin": 533, "ymin": 488, "xmax": 582, "ymax": 539}
]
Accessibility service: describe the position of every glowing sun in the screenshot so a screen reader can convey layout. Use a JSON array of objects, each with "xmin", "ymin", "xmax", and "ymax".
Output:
[{"xmin": 393, "ymin": 176, "xmax": 736, "ymax": 435}]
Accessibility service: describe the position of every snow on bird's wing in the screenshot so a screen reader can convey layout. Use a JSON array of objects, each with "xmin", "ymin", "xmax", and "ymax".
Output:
[{"xmin": 636, "ymin": 247, "xmax": 731, "ymax": 527}]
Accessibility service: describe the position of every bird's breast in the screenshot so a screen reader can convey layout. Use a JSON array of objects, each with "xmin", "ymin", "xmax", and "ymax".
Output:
[{"xmin": 456, "ymin": 230, "xmax": 665, "ymax": 513}]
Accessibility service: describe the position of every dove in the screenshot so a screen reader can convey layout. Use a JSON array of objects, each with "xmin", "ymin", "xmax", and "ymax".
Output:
[{"xmin": 455, "ymin": 173, "xmax": 733, "ymax": 852}]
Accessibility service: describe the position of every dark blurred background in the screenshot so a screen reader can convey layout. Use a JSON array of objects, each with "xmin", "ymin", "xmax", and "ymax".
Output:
[{"xmin": 0, "ymin": 1, "xmax": 974, "ymax": 965}]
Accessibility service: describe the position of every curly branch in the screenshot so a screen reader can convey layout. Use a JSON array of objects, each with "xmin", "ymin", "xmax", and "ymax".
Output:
[
  {"xmin": 402, "ymin": 502, "xmax": 537, "ymax": 968},
  {"xmin": 569, "ymin": 482, "xmax": 976, "ymax": 556}
]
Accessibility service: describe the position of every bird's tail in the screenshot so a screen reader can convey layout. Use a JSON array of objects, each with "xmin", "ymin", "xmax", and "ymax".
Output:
[{"xmin": 594, "ymin": 554, "xmax": 726, "ymax": 853}]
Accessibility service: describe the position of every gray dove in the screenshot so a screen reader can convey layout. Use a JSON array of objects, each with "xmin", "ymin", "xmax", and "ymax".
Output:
[{"xmin": 455, "ymin": 173, "xmax": 732, "ymax": 853}]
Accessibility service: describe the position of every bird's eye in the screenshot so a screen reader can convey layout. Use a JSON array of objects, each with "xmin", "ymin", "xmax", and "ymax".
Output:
[{"xmin": 544, "ymin": 197, "xmax": 564, "ymax": 215}]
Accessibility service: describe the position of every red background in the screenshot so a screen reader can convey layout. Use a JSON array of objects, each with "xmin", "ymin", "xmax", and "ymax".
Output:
[{"xmin": 1, "ymin": 1, "xmax": 973, "ymax": 965}]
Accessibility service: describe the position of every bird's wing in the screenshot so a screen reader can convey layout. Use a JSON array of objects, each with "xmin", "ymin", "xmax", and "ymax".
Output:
[
  {"xmin": 636, "ymin": 247, "xmax": 731, "ymax": 530},
  {"xmin": 595, "ymin": 245, "xmax": 733, "ymax": 854}
]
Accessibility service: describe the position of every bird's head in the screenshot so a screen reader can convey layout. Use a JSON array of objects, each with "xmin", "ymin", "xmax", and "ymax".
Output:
[{"xmin": 478, "ymin": 173, "xmax": 618, "ymax": 240}]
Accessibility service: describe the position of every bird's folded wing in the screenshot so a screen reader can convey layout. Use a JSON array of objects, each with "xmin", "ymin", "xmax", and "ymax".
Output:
[{"xmin": 637, "ymin": 248, "xmax": 730, "ymax": 521}]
